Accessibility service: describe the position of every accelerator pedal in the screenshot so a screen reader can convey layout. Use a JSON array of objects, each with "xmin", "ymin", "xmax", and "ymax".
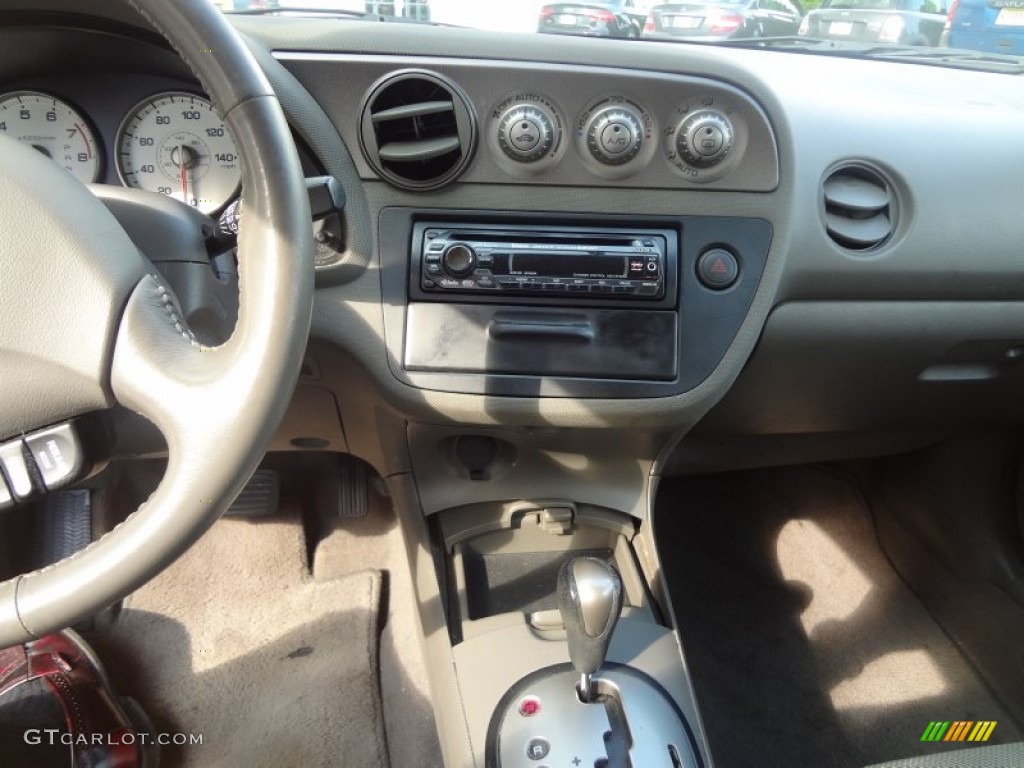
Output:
[{"xmin": 338, "ymin": 456, "xmax": 369, "ymax": 519}]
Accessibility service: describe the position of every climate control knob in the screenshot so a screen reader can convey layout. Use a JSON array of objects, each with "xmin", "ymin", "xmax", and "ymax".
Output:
[
  {"xmin": 676, "ymin": 110, "xmax": 734, "ymax": 168},
  {"xmin": 585, "ymin": 106, "xmax": 644, "ymax": 165},
  {"xmin": 498, "ymin": 105, "xmax": 556, "ymax": 163},
  {"xmin": 442, "ymin": 243, "xmax": 477, "ymax": 277}
]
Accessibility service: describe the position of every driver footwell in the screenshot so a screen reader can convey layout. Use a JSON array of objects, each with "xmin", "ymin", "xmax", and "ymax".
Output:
[{"xmin": 86, "ymin": 509, "xmax": 389, "ymax": 768}]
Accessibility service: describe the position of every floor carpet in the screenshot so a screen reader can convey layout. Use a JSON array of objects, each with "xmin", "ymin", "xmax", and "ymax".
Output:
[
  {"xmin": 89, "ymin": 514, "xmax": 388, "ymax": 768},
  {"xmin": 655, "ymin": 466, "xmax": 1022, "ymax": 768}
]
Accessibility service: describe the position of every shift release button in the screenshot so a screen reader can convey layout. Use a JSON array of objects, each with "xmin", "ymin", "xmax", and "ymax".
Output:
[
  {"xmin": 0, "ymin": 440, "xmax": 35, "ymax": 500},
  {"xmin": 26, "ymin": 424, "xmax": 84, "ymax": 491}
]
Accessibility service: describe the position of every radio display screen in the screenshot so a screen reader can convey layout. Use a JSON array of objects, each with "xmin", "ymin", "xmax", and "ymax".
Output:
[{"xmin": 509, "ymin": 253, "xmax": 626, "ymax": 279}]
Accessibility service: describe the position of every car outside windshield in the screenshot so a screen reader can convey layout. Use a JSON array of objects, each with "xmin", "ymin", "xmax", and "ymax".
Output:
[{"xmin": 218, "ymin": 0, "xmax": 1024, "ymax": 70}]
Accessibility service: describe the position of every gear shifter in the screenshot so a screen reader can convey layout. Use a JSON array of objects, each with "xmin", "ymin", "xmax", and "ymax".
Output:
[{"xmin": 557, "ymin": 556, "xmax": 624, "ymax": 702}]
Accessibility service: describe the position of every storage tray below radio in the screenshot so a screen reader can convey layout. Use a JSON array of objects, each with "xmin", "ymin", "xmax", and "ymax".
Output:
[{"xmin": 404, "ymin": 303, "xmax": 678, "ymax": 381}]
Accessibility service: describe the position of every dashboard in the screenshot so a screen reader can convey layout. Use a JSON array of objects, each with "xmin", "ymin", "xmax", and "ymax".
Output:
[{"xmin": 3, "ymin": 2, "xmax": 1024, "ymax": 468}]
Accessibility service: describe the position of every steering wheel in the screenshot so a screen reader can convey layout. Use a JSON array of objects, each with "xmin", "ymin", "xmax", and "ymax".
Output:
[{"xmin": 0, "ymin": 0, "xmax": 313, "ymax": 646}]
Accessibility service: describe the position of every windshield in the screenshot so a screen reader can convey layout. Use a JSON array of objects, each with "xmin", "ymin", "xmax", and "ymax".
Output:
[{"xmin": 218, "ymin": 0, "xmax": 1024, "ymax": 71}]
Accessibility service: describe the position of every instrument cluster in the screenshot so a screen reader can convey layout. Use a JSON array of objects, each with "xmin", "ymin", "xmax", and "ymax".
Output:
[{"xmin": 0, "ymin": 87, "xmax": 240, "ymax": 215}]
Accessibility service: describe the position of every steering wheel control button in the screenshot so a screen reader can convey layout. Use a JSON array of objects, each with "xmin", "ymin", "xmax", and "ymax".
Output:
[
  {"xmin": 697, "ymin": 248, "xmax": 740, "ymax": 289},
  {"xmin": 586, "ymin": 106, "xmax": 643, "ymax": 165},
  {"xmin": 677, "ymin": 110, "xmax": 734, "ymax": 168},
  {"xmin": 25, "ymin": 426, "xmax": 84, "ymax": 492},
  {"xmin": 0, "ymin": 441, "xmax": 35, "ymax": 500},
  {"xmin": 526, "ymin": 737, "xmax": 551, "ymax": 760}
]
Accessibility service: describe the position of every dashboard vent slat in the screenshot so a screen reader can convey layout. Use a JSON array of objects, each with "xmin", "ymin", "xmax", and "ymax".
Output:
[
  {"xmin": 371, "ymin": 100, "xmax": 455, "ymax": 123},
  {"xmin": 360, "ymin": 71, "xmax": 476, "ymax": 191},
  {"xmin": 825, "ymin": 210, "xmax": 891, "ymax": 248},
  {"xmin": 378, "ymin": 135, "xmax": 462, "ymax": 163},
  {"xmin": 822, "ymin": 165, "xmax": 895, "ymax": 251}
]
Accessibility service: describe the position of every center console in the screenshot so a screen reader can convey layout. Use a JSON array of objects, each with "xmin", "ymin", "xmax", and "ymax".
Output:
[{"xmin": 374, "ymin": 206, "xmax": 772, "ymax": 766}]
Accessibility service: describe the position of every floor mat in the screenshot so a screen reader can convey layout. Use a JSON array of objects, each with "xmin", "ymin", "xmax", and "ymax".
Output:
[
  {"xmin": 88, "ymin": 515, "xmax": 388, "ymax": 768},
  {"xmin": 655, "ymin": 466, "xmax": 1021, "ymax": 768}
]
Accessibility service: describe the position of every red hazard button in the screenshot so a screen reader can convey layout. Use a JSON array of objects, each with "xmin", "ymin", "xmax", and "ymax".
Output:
[{"xmin": 697, "ymin": 248, "xmax": 739, "ymax": 290}]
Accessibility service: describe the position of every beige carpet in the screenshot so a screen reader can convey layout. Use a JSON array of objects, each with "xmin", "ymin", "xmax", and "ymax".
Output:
[
  {"xmin": 89, "ymin": 514, "xmax": 388, "ymax": 768},
  {"xmin": 312, "ymin": 484, "xmax": 443, "ymax": 768}
]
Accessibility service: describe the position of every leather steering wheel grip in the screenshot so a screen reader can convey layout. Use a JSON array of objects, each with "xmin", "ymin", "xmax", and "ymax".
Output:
[{"xmin": 0, "ymin": 0, "xmax": 314, "ymax": 646}]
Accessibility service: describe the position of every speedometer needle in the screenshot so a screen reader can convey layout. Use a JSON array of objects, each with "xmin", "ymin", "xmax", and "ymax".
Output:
[{"xmin": 179, "ymin": 144, "xmax": 188, "ymax": 204}]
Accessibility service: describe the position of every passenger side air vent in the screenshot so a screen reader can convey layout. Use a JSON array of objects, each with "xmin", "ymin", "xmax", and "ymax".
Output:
[
  {"xmin": 359, "ymin": 70, "xmax": 476, "ymax": 191},
  {"xmin": 822, "ymin": 165, "xmax": 895, "ymax": 251}
]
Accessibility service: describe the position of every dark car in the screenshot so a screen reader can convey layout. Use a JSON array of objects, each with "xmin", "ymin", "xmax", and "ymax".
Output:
[
  {"xmin": 799, "ymin": 0, "xmax": 951, "ymax": 44},
  {"xmin": 539, "ymin": 0, "xmax": 648, "ymax": 38},
  {"xmin": 943, "ymin": 0, "xmax": 1024, "ymax": 54},
  {"xmin": 643, "ymin": 0, "xmax": 803, "ymax": 40}
]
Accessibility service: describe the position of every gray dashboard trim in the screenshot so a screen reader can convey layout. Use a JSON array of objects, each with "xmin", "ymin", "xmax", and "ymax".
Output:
[{"xmin": 274, "ymin": 52, "xmax": 780, "ymax": 194}]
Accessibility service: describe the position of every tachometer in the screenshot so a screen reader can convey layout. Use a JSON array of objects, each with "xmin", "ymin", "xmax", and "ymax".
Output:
[
  {"xmin": 116, "ymin": 91, "xmax": 240, "ymax": 214},
  {"xmin": 0, "ymin": 90, "xmax": 102, "ymax": 183}
]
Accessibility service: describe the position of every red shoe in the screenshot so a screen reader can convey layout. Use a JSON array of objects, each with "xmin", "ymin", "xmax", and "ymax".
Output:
[{"xmin": 0, "ymin": 629, "xmax": 152, "ymax": 767}]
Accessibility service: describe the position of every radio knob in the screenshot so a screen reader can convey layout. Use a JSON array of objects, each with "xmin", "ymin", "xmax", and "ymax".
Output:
[
  {"xmin": 676, "ymin": 110, "xmax": 734, "ymax": 168},
  {"xmin": 585, "ymin": 106, "xmax": 643, "ymax": 165},
  {"xmin": 498, "ymin": 105, "xmax": 556, "ymax": 163},
  {"xmin": 442, "ymin": 243, "xmax": 477, "ymax": 277}
]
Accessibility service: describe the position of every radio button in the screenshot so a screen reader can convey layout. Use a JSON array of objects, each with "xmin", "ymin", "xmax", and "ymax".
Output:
[
  {"xmin": 476, "ymin": 276, "xmax": 496, "ymax": 289},
  {"xmin": 423, "ymin": 279, "xmax": 436, "ymax": 289},
  {"xmin": 638, "ymin": 282, "xmax": 660, "ymax": 295},
  {"xmin": 426, "ymin": 264, "xmax": 442, "ymax": 276},
  {"xmin": 442, "ymin": 243, "xmax": 477, "ymax": 277},
  {"xmin": 567, "ymin": 285, "xmax": 589, "ymax": 293},
  {"xmin": 543, "ymin": 283, "xmax": 566, "ymax": 291},
  {"xmin": 612, "ymin": 286, "xmax": 631, "ymax": 294},
  {"xmin": 477, "ymin": 253, "xmax": 494, "ymax": 267},
  {"xmin": 428, "ymin": 240, "xmax": 445, "ymax": 252}
]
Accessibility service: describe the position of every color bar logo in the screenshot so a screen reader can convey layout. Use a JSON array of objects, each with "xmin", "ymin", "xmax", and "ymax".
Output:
[{"xmin": 921, "ymin": 721, "xmax": 997, "ymax": 743}]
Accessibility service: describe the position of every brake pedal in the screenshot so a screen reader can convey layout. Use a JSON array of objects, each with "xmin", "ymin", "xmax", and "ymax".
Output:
[{"xmin": 224, "ymin": 470, "xmax": 280, "ymax": 517}]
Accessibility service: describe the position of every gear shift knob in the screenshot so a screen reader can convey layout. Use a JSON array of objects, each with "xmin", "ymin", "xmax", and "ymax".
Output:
[{"xmin": 557, "ymin": 556, "xmax": 623, "ymax": 702}]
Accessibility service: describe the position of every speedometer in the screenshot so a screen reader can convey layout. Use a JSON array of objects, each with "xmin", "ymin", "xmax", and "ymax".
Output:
[
  {"xmin": 0, "ymin": 90, "xmax": 102, "ymax": 183},
  {"xmin": 116, "ymin": 91, "xmax": 240, "ymax": 215}
]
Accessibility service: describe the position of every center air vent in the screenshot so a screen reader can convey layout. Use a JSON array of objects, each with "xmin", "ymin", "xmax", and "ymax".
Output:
[
  {"xmin": 360, "ymin": 70, "xmax": 476, "ymax": 191},
  {"xmin": 822, "ymin": 165, "xmax": 895, "ymax": 251}
]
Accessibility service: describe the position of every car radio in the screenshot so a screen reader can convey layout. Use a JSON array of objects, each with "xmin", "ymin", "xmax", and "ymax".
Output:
[{"xmin": 411, "ymin": 223, "xmax": 674, "ymax": 301}]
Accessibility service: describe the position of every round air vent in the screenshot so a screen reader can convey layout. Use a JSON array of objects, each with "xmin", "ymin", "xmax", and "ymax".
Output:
[
  {"xmin": 359, "ymin": 70, "xmax": 476, "ymax": 191},
  {"xmin": 822, "ymin": 165, "xmax": 895, "ymax": 251}
]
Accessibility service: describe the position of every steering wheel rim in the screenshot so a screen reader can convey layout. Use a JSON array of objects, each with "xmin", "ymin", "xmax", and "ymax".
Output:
[{"xmin": 0, "ymin": 0, "xmax": 314, "ymax": 646}]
